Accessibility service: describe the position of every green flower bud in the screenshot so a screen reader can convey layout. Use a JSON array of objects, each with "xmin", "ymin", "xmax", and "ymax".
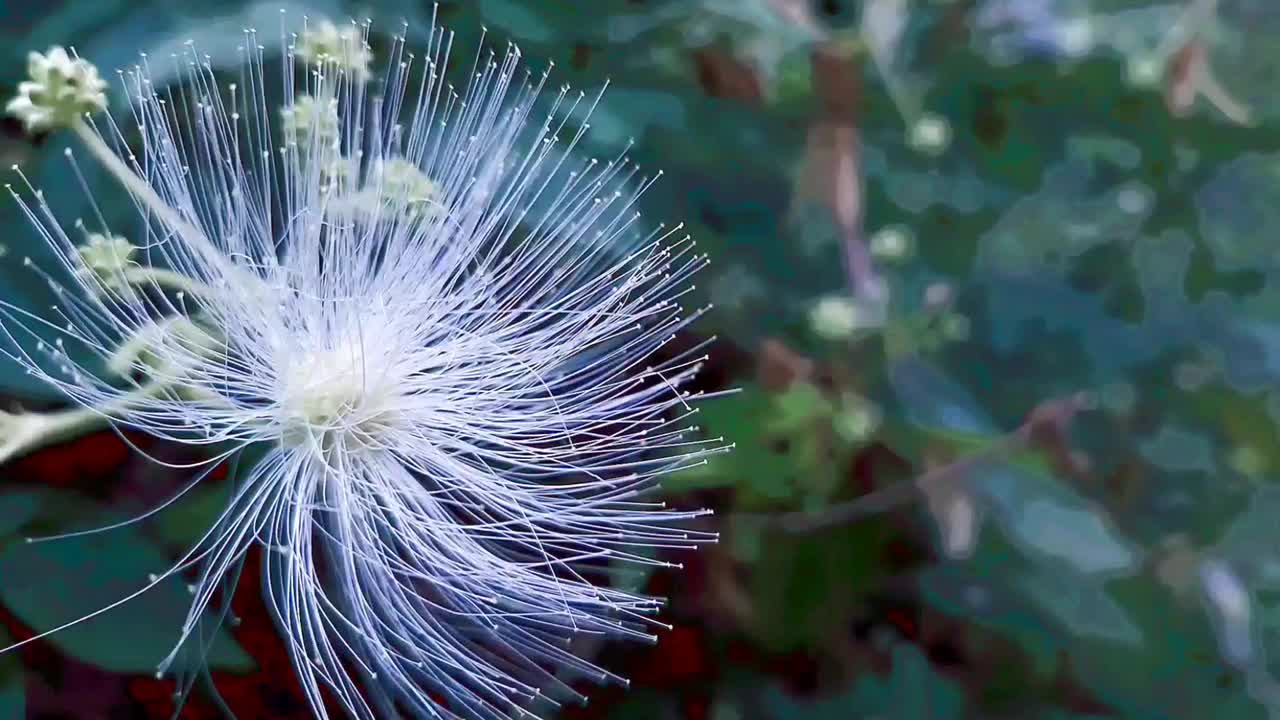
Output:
[
  {"xmin": 76, "ymin": 231, "xmax": 137, "ymax": 290},
  {"xmin": 296, "ymin": 20, "xmax": 372, "ymax": 78},
  {"xmin": 7, "ymin": 47, "xmax": 108, "ymax": 132}
]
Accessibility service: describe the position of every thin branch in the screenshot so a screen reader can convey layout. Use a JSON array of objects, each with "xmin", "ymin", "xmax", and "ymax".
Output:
[
  {"xmin": 0, "ymin": 379, "xmax": 168, "ymax": 464},
  {"xmin": 807, "ymin": 43, "xmax": 886, "ymax": 304},
  {"xmin": 751, "ymin": 392, "xmax": 1094, "ymax": 534}
]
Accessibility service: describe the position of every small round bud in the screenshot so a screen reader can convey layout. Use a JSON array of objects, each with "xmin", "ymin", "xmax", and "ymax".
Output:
[
  {"xmin": 1057, "ymin": 18, "xmax": 1094, "ymax": 58},
  {"xmin": 940, "ymin": 312, "xmax": 970, "ymax": 342},
  {"xmin": 375, "ymin": 158, "xmax": 439, "ymax": 208},
  {"xmin": 924, "ymin": 282, "xmax": 954, "ymax": 310},
  {"xmin": 1228, "ymin": 446, "xmax": 1266, "ymax": 478},
  {"xmin": 869, "ymin": 226, "xmax": 914, "ymax": 262},
  {"xmin": 834, "ymin": 396, "xmax": 881, "ymax": 443},
  {"xmin": 908, "ymin": 113, "xmax": 951, "ymax": 155},
  {"xmin": 809, "ymin": 295, "xmax": 865, "ymax": 341},
  {"xmin": 7, "ymin": 47, "xmax": 108, "ymax": 132},
  {"xmin": 1126, "ymin": 55, "xmax": 1163, "ymax": 88}
]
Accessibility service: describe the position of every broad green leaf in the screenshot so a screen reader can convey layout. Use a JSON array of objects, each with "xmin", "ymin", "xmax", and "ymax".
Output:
[
  {"xmin": 961, "ymin": 461, "xmax": 1141, "ymax": 576},
  {"xmin": 0, "ymin": 490, "xmax": 44, "ymax": 538},
  {"xmin": 1012, "ymin": 567, "xmax": 1142, "ymax": 646},
  {"xmin": 0, "ymin": 489, "xmax": 253, "ymax": 674},
  {"xmin": 761, "ymin": 642, "xmax": 965, "ymax": 720},
  {"xmin": 154, "ymin": 480, "xmax": 231, "ymax": 549},
  {"xmin": 477, "ymin": 0, "xmax": 556, "ymax": 43},
  {"xmin": 0, "ymin": 627, "xmax": 21, "ymax": 720}
]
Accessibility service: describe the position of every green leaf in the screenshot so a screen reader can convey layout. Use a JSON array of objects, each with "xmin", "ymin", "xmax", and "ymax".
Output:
[
  {"xmin": 768, "ymin": 382, "xmax": 832, "ymax": 433},
  {"xmin": 974, "ymin": 465, "xmax": 1140, "ymax": 576},
  {"xmin": 589, "ymin": 89, "xmax": 689, "ymax": 147},
  {"xmin": 0, "ymin": 490, "xmax": 45, "ymax": 538},
  {"xmin": 154, "ymin": 480, "xmax": 231, "ymax": 549},
  {"xmin": 750, "ymin": 521, "xmax": 890, "ymax": 651},
  {"xmin": 477, "ymin": 0, "xmax": 556, "ymax": 44},
  {"xmin": 883, "ymin": 643, "xmax": 967, "ymax": 720},
  {"xmin": 663, "ymin": 386, "xmax": 793, "ymax": 501},
  {"xmin": 0, "ymin": 627, "xmax": 22, "ymax": 720},
  {"xmin": 1012, "ymin": 567, "xmax": 1142, "ymax": 646},
  {"xmin": 890, "ymin": 358, "xmax": 995, "ymax": 434},
  {"xmin": 0, "ymin": 490, "xmax": 253, "ymax": 674},
  {"xmin": 761, "ymin": 642, "xmax": 965, "ymax": 720}
]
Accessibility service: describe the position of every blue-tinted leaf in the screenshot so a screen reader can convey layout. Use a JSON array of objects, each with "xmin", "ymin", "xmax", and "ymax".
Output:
[
  {"xmin": 477, "ymin": 0, "xmax": 556, "ymax": 43},
  {"xmin": 0, "ymin": 490, "xmax": 252, "ymax": 673},
  {"xmin": 890, "ymin": 357, "xmax": 994, "ymax": 433},
  {"xmin": 761, "ymin": 642, "xmax": 965, "ymax": 720},
  {"xmin": 0, "ymin": 627, "xmax": 21, "ymax": 720},
  {"xmin": 0, "ymin": 490, "xmax": 44, "ymax": 537},
  {"xmin": 975, "ymin": 465, "xmax": 1139, "ymax": 576},
  {"xmin": 1012, "ymin": 567, "xmax": 1142, "ymax": 646}
]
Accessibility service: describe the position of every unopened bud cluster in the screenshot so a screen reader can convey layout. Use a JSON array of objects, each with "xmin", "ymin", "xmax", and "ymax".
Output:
[
  {"xmin": 295, "ymin": 20, "xmax": 372, "ymax": 77},
  {"xmin": 7, "ymin": 47, "xmax": 107, "ymax": 132},
  {"xmin": 76, "ymin": 231, "xmax": 137, "ymax": 291},
  {"xmin": 281, "ymin": 94, "xmax": 341, "ymax": 146}
]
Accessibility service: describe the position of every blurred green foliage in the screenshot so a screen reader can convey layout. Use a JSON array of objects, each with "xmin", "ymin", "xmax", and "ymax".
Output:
[{"xmin": 3, "ymin": 0, "xmax": 1280, "ymax": 718}]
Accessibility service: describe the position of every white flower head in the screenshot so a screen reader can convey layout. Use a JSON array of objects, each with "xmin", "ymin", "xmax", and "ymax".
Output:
[
  {"xmin": 7, "ymin": 46, "xmax": 108, "ymax": 132},
  {"xmin": 3, "ymin": 19, "xmax": 721, "ymax": 720},
  {"xmin": 295, "ymin": 19, "xmax": 373, "ymax": 77}
]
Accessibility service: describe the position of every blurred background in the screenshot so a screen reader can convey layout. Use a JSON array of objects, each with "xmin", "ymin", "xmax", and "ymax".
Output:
[{"xmin": 0, "ymin": 0, "xmax": 1277, "ymax": 717}]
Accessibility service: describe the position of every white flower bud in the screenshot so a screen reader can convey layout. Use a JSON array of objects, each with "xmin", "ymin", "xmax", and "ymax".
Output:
[
  {"xmin": 810, "ymin": 295, "xmax": 864, "ymax": 341},
  {"xmin": 330, "ymin": 157, "xmax": 442, "ymax": 222},
  {"xmin": 834, "ymin": 396, "xmax": 881, "ymax": 443},
  {"xmin": 870, "ymin": 226, "xmax": 913, "ymax": 261},
  {"xmin": 296, "ymin": 20, "xmax": 372, "ymax": 78},
  {"xmin": 375, "ymin": 157, "xmax": 439, "ymax": 208},
  {"xmin": 924, "ymin": 282, "xmax": 954, "ymax": 309},
  {"xmin": 107, "ymin": 315, "xmax": 218, "ymax": 379},
  {"xmin": 908, "ymin": 113, "xmax": 951, "ymax": 155},
  {"xmin": 76, "ymin": 231, "xmax": 137, "ymax": 290},
  {"xmin": 1126, "ymin": 55, "xmax": 1163, "ymax": 88},
  {"xmin": 7, "ymin": 47, "xmax": 108, "ymax": 132},
  {"xmin": 281, "ymin": 95, "xmax": 340, "ymax": 146}
]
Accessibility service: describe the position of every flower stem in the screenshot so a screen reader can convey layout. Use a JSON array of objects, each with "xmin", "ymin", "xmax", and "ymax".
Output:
[
  {"xmin": 0, "ymin": 380, "xmax": 168, "ymax": 464},
  {"xmin": 70, "ymin": 119, "xmax": 267, "ymax": 295},
  {"xmin": 122, "ymin": 266, "xmax": 211, "ymax": 297}
]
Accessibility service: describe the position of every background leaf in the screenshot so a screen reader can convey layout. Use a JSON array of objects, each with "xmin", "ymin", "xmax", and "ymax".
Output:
[{"xmin": 0, "ymin": 489, "xmax": 252, "ymax": 674}]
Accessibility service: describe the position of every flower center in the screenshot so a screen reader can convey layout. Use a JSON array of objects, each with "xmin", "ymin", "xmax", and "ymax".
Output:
[{"xmin": 279, "ymin": 345, "xmax": 397, "ymax": 455}]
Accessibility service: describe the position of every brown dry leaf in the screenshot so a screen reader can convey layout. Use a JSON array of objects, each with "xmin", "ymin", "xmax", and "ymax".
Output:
[
  {"xmin": 757, "ymin": 338, "xmax": 815, "ymax": 391},
  {"xmin": 1166, "ymin": 40, "xmax": 1253, "ymax": 126},
  {"xmin": 692, "ymin": 47, "xmax": 764, "ymax": 104}
]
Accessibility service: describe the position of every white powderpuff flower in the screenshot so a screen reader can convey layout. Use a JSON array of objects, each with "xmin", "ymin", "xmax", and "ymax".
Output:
[{"xmin": 1, "ymin": 18, "xmax": 723, "ymax": 720}]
